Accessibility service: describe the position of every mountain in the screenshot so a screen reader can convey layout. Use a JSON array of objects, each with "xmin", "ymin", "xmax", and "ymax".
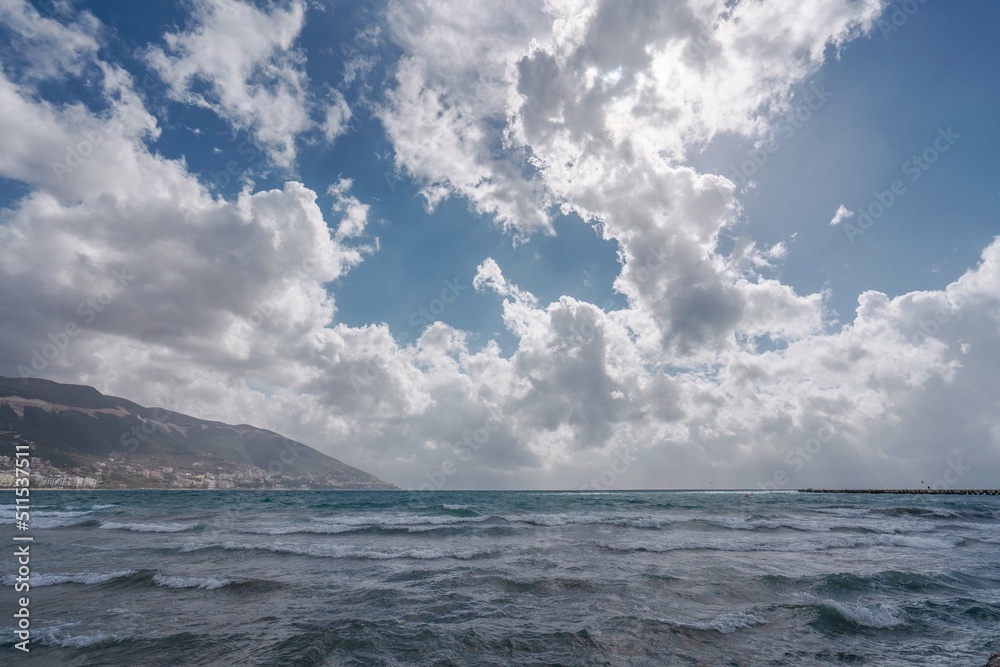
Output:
[{"xmin": 0, "ymin": 376, "xmax": 396, "ymax": 489}]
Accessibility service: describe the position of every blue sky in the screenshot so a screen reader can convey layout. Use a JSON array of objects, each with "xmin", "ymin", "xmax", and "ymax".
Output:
[
  {"xmin": 63, "ymin": 0, "xmax": 627, "ymax": 355},
  {"xmin": 1, "ymin": 0, "xmax": 999, "ymax": 489},
  {"xmin": 55, "ymin": 0, "xmax": 999, "ymax": 349},
  {"xmin": 696, "ymin": 1, "xmax": 1000, "ymax": 328}
]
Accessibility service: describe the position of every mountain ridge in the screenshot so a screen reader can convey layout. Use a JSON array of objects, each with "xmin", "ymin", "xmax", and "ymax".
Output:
[{"xmin": 0, "ymin": 376, "xmax": 396, "ymax": 489}]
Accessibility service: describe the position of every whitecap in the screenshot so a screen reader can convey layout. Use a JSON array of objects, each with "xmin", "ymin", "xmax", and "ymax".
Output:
[
  {"xmin": 152, "ymin": 574, "xmax": 234, "ymax": 590},
  {"xmin": 213, "ymin": 541, "xmax": 494, "ymax": 560},
  {"xmin": 821, "ymin": 600, "xmax": 906, "ymax": 628},
  {"xmin": 680, "ymin": 610, "xmax": 768, "ymax": 634},
  {"xmin": 101, "ymin": 521, "xmax": 201, "ymax": 533},
  {"xmin": 2, "ymin": 570, "xmax": 135, "ymax": 587}
]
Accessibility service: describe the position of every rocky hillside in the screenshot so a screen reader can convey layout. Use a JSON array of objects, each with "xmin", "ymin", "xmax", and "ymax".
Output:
[{"xmin": 0, "ymin": 376, "xmax": 395, "ymax": 489}]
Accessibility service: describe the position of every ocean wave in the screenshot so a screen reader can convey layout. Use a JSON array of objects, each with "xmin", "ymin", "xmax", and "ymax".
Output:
[
  {"xmin": 442, "ymin": 504, "xmax": 470, "ymax": 510},
  {"xmin": 876, "ymin": 506, "xmax": 957, "ymax": 519},
  {"xmin": 690, "ymin": 515, "xmax": 937, "ymax": 535},
  {"xmin": 181, "ymin": 540, "xmax": 495, "ymax": 561},
  {"xmin": 232, "ymin": 522, "xmax": 484, "ymax": 536},
  {"xmin": 2, "ymin": 570, "xmax": 136, "ymax": 587},
  {"xmin": 881, "ymin": 534, "xmax": 963, "ymax": 549},
  {"xmin": 810, "ymin": 570, "xmax": 974, "ymax": 596},
  {"xmin": 0, "ymin": 508, "xmax": 98, "ymax": 529},
  {"xmin": 64, "ymin": 503, "xmax": 117, "ymax": 512},
  {"xmin": 501, "ymin": 513, "xmax": 671, "ymax": 529},
  {"xmin": 232, "ymin": 513, "xmax": 494, "ymax": 536},
  {"xmin": 29, "ymin": 509, "xmax": 91, "ymax": 518},
  {"xmin": 815, "ymin": 600, "xmax": 906, "ymax": 629},
  {"xmin": 596, "ymin": 532, "xmax": 964, "ymax": 554},
  {"xmin": 13, "ymin": 516, "xmax": 97, "ymax": 529},
  {"xmin": 696, "ymin": 516, "xmax": 833, "ymax": 532},
  {"xmin": 233, "ymin": 523, "xmax": 361, "ymax": 536},
  {"xmin": 152, "ymin": 574, "xmax": 236, "ymax": 590},
  {"xmin": 101, "ymin": 521, "xmax": 202, "ymax": 533},
  {"xmin": 232, "ymin": 512, "xmax": 676, "ymax": 534},
  {"xmin": 480, "ymin": 575, "xmax": 599, "ymax": 594},
  {"xmin": 679, "ymin": 610, "xmax": 768, "ymax": 634},
  {"xmin": 34, "ymin": 627, "xmax": 123, "ymax": 648}
]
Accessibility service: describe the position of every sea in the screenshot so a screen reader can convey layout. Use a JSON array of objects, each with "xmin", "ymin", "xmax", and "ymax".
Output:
[{"xmin": 1, "ymin": 490, "xmax": 998, "ymax": 666}]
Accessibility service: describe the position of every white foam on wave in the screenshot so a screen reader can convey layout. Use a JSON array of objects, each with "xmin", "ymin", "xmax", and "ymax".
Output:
[
  {"xmin": 62, "ymin": 503, "xmax": 117, "ymax": 512},
  {"xmin": 821, "ymin": 600, "xmax": 906, "ymax": 628},
  {"xmin": 0, "ymin": 504, "xmax": 118, "ymax": 529},
  {"xmin": 2, "ymin": 516, "xmax": 94, "ymax": 529},
  {"xmin": 327, "ymin": 514, "xmax": 490, "ymax": 527},
  {"xmin": 152, "ymin": 574, "xmax": 234, "ymax": 590},
  {"xmin": 101, "ymin": 521, "xmax": 201, "ymax": 533},
  {"xmin": 442, "ymin": 504, "xmax": 470, "ymax": 510},
  {"xmin": 877, "ymin": 534, "xmax": 963, "ymax": 549},
  {"xmin": 598, "ymin": 536, "xmax": 853, "ymax": 554},
  {"xmin": 695, "ymin": 514, "xmax": 938, "ymax": 535},
  {"xmin": 235, "ymin": 513, "xmax": 491, "ymax": 535},
  {"xmin": 621, "ymin": 516, "xmax": 672, "ymax": 529},
  {"xmin": 234, "ymin": 523, "xmax": 358, "ymax": 535},
  {"xmin": 32, "ymin": 509, "xmax": 91, "ymax": 518},
  {"xmin": 217, "ymin": 511, "xmax": 673, "ymax": 535},
  {"xmin": 680, "ymin": 610, "xmax": 768, "ymax": 634},
  {"xmin": 2, "ymin": 570, "xmax": 135, "ymax": 587},
  {"xmin": 195, "ymin": 540, "xmax": 494, "ymax": 560},
  {"xmin": 597, "ymin": 529, "xmax": 965, "ymax": 554},
  {"xmin": 0, "ymin": 508, "xmax": 97, "ymax": 529},
  {"xmin": 35, "ymin": 627, "xmax": 121, "ymax": 648},
  {"xmin": 503, "ymin": 513, "xmax": 671, "ymax": 529},
  {"xmin": 701, "ymin": 516, "xmax": 834, "ymax": 532}
]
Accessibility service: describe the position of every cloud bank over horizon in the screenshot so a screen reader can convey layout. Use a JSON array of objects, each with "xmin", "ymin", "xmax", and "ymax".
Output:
[{"xmin": 0, "ymin": 0, "xmax": 997, "ymax": 490}]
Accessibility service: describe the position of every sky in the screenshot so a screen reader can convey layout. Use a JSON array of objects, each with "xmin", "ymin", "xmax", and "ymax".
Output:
[{"xmin": 0, "ymin": 0, "xmax": 998, "ymax": 490}]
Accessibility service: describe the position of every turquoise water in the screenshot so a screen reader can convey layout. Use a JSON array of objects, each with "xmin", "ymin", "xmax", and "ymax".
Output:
[{"xmin": 2, "ymin": 490, "xmax": 998, "ymax": 665}]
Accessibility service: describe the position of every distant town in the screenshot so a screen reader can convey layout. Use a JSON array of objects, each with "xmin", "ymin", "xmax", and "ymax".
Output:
[{"xmin": 0, "ymin": 438, "xmax": 386, "ymax": 490}]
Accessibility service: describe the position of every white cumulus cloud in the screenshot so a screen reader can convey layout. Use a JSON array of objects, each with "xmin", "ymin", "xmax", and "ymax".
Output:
[
  {"xmin": 3, "ymin": 0, "xmax": 1000, "ymax": 492},
  {"xmin": 830, "ymin": 204, "xmax": 855, "ymax": 226}
]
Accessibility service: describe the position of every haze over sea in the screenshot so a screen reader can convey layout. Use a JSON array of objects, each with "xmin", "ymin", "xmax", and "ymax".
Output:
[{"xmin": 1, "ymin": 490, "xmax": 998, "ymax": 666}]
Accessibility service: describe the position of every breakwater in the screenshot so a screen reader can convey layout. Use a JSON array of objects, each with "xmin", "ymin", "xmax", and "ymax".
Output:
[{"xmin": 799, "ymin": 488, "xmax": 999, "ymax": 495}]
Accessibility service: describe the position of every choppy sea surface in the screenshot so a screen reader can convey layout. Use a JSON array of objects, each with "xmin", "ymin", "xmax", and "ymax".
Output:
[{"xmin": 1, "ymin": 490, "xmax": 998, "ymax": 666}]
